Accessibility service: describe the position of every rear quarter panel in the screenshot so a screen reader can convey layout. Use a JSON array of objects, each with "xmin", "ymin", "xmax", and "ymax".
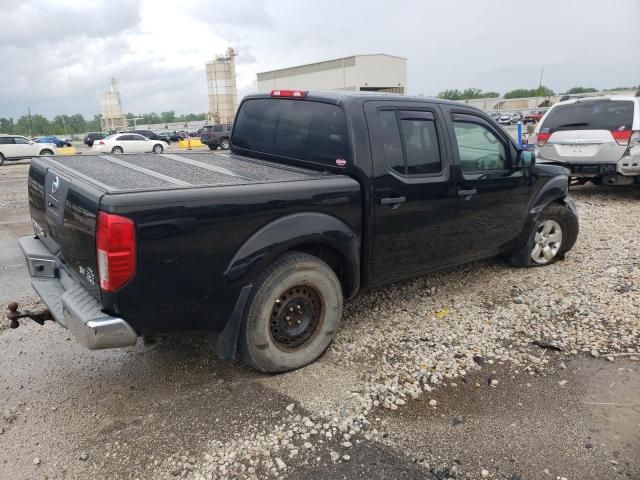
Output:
[{"xmin": 99, "ymin": 177, "xmax": 362, "ymax": 334}]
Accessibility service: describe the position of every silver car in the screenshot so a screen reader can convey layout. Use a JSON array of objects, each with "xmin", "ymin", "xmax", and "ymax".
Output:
[{"xmin": 535, "ymin": 96, "xmax": 640, "ymax": 185}]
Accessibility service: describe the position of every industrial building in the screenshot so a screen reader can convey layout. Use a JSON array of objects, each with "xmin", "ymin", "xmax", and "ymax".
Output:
[
  {"xmin": 100, "ymin": 78, "xmax": 128, "ymax": 132},
  {"xmin": 257, "ymin": 54, "xmax": 407, "ymax": 94},
  {"xmin": 206, "ymin": 48, "xmax": 238, "ymax": 125}
]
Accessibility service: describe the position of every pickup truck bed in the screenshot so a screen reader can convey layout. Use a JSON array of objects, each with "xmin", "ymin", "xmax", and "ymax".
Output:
[{"xmin": 46, "ymin": 151, "xmax": 324, "ymax": 192}]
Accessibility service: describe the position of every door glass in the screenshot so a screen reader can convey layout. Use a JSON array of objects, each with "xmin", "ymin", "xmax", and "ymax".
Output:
[
  {"xmin": 14, "ymin": 137, "xmax": 30, "ymax": 144},
  {"xmin": 453, "ymin": 122, "xmax": 506, "ymax": 172},
  {"xmin": 400, "ymin": 119, "xmax": 441, "ymax": 175},
  {"xmin": 378, "ymin": 110, "xmax": 404, "ymax": 174}
]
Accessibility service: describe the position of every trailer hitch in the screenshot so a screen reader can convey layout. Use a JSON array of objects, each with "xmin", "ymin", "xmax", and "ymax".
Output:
[{"xmin": 6, "ymin": 302, "xmax": 54, "ymax": 329}]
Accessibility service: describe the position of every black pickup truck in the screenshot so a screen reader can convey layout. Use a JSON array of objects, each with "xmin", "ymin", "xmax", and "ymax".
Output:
[{"xmin": 14, "ymin": 90, "xmax": 578, "ymax": 372}]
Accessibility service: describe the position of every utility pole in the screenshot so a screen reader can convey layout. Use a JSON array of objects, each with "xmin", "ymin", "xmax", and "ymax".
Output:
[{"xmin": 27, "ymin": 106, "xmax": 33, "ymax": 138}]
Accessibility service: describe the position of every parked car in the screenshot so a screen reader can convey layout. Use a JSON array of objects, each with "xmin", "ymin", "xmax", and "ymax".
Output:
[
  {"xmin": 154, "ymin": 132, "xmax": 172, "ymax": 143},
  {"xmin": 84, "ymin": 132, "xmax": 106, "ymax": 147},
  {"xmin": 201, "ymin": 123, "xmax": 233, "ymax": 150},
  {"xmin": 130, "ymin": 130, "xmax": 167, "ymax": 142},
  {"xmin": 498, "ymin": 112, "xmax": 513, "ymax": 125},
  {"xmin": 524, "ymin": 111, "xmax": 545, "ymax": 124},
  {"xmin": 0, "ymin": 134, "xmax": 57, "ymax": 165},
  {"xmin": 510, "ymin": 112, "xmax": 523, "ymax": 123},
  {"xmin": 535, "ymin": 96, "xmax": 640, "ymax": 185},
  {"xmin": 15, "ymin": 90, "xmax": 578, "ymax": 373},
  {"xmin": 36, "ymin": 136, "xmax": 72, "ymax": 148},
  {"xmin": 162, "ymin": 131, "xmax": 182, "ymax": 142},
  {"xmin": 488, "ymin": 111, "xmax": 501, "ymax": 120},
  {"xmin": 91, "ymin": 133, "xmax": 168, "ymax": 154}
]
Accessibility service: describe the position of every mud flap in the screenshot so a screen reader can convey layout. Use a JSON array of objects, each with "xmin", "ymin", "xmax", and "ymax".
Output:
[{"xmin": 208, "ymin": 285, "xmax": 252, "ymax": 360}]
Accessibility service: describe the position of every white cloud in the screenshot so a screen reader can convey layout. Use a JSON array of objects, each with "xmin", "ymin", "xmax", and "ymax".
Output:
[{"xmin": 0, "ymin": 0, "xmax": 638, "ymax": 120}]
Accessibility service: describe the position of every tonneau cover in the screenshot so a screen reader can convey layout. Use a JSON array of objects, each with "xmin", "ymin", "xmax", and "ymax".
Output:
[{"xmin": 45, "ymin": 152, "xmax": 326, "ymax": 193}]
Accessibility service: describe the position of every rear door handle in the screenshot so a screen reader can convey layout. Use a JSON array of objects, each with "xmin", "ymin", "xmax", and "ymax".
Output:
[
  {"xmin": 457, "ymin": 188, "xmax": 477, "ymax": 198},
  {"xmin": 380, "ymin": 196, "xmax": 406, "ymax": 205}
]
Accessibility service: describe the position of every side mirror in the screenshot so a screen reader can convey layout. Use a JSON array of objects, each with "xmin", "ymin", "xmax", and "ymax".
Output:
[{"xmin": 516, "ymin": 149, "xmax": 535, "ymax": 168}]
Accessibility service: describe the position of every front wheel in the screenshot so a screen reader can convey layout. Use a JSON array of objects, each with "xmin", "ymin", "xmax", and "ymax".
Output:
[
  {"xmin": 509, "ymin": 204, "xmax": 579, "ymax": 267},
  {"xmin": 220, "ymin": 138, "xmax": 230, "ymax": 150},
  {"xmin": 152, "ymin": 144, "xmax": 164, "ymax": 153},
  {"xmin": 208, "ymin": 144, "xmax": 218, "ymax": 151},
  {"xmin": 239, "ymin": 252, "xmax": 343, "ymax": 373},
  {"xmin": 0, "ymin": 153, "xmax": 5, "ymax": 166},
  {"xmin": 40, "ymin": 149, "xmax": 53, "ymax": 156}
]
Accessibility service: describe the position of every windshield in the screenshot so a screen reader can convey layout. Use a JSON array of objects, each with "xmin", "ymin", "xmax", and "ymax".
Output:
[
  {"xmin": 540, "ymin": 99, "xmax": 634, "ymax": 133},
  {"xmin": 232, "ymin": 98, "xmax": 350, "ymax": 167}
]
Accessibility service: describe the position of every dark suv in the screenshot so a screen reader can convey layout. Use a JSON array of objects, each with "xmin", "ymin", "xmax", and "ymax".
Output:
[
  {"xmin": 83, "ymin": 132, "xmax": 106, "ymax": 147},
  {"xmin": 201, "ymin": 124, "xmax": 233, "ymax": 150}
]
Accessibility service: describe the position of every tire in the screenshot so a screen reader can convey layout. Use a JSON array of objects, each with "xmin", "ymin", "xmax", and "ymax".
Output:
[
  {"xmin": 111, "ymin": 146, "xmax": 123, "ymax": 154},
  {"xmin": 220, "ymin": 138, "xmax": 230, "ymax": 150},
  {"xmin": 208, "ymin": 144, "xmax": 218, "ymax": 151},
  {"xmin": 239, "ymin": 252, "xmax": 343, "ymax": 373},
  {"xmin": 152, "ymin": 144, "xmax": 164, "ymax": 153},
  {"xmin": 0, "ymin": 153, "xmax": 4, "ymax": 166},
  {"xmin": 509, "ymin": 204, "xmax": 579, "ymax": 267},
  {"xmin": 40, "ymin": 149, "xmax": 53, "ymax": 156}
]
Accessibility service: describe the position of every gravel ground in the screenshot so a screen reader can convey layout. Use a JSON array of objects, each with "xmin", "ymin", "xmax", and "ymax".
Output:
[
  {"xmin": 153, "ymin": 183, "xmax": 639, "ymax": 480},
  {"xmin": 0, "ymin": 162, "xmax": 638, "ymax": 479}
]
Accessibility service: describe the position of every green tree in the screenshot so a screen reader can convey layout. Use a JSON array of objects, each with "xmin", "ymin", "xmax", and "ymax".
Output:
[
  {"xmin": 0, "ymin": 117, "xmax": 14, "ymax": 134},
  {"xmin": 438, "ymin": 88, "xmax": 500, "ymax": 100},
  {"xmin": 504, "ymin": 85, "xmax": 554, "ymax": 99},
  {"xmin": 565, "ymin": 87, "xmax": 597, "ymax": 94},
  {"xmin": 160, "ymin": 111, "xmax": 176, "ymax": 123}
]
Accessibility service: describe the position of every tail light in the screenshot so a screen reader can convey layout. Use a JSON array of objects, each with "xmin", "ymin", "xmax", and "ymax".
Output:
[
  {"xmin": 97, "ymin": 211, "xmax": 136, "ymax": 292},
  {"xmin": 98, "ymin": 140, "xmax": 105, "ymax": 145},
  {"xmin": 271, "ymin": 89, "xmax": 307, "ymax": 98},
  {"xmin": 537, "ymin": 132, "xmax": 551, "ymax": 147},
  {"xmin": 611, "ymin": 130, "xmax": 632, "ymax": 146}
]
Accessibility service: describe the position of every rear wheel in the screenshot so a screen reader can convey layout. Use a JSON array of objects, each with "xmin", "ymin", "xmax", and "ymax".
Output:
[
  {"xmin": 220, "ymin": 138, "xmax": 230, "ymax": 150},
  {"xmin": 111, "ymin": 146, "xmax": 123, "ymax": 154},
  {"xmin": 0, "ymin": 153, "xmax": 5, "ymax": 166},
  {"xmin": 239, "ymin": 252, "xmax": 343, "ymax": 373},
  {"xmin": 152, "ymin": 144, "xmax": 164, "ymax": 153},
  {"xmin": 509, "ymin": 204, "xmax": 579, "ymax": 267},
  {"xmin": 208, "ymin": 144, "xmax": 218, "ymax": 151}
]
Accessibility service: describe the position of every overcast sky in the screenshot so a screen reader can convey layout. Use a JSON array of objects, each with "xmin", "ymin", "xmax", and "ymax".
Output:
[{"xmin": 1, "ymin": 0, "xmax": 638, "ymax": 119}]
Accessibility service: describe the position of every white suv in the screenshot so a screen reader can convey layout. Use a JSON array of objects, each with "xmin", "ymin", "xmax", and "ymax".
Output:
[
  {"xmin": 534, "ymin": 96, "xmax": 640, "ymax": 185},
  {"xmin": 0, "ymin": 134, "xmax": 57, "ymax": 166}
]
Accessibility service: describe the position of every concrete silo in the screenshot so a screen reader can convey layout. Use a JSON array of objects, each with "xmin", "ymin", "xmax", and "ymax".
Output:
[
  {"xmin": 206, "ymin": 48, "xmax": 238, "ymax": 125},
  {"xmin": 100, "ymin": 78, "xmax": 128, "ymax": 132}
]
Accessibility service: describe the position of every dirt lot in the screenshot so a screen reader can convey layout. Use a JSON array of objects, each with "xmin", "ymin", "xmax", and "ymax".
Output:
[{"xmin": 0, "ymin": 161, "xmax": 638, "ymax": 480}]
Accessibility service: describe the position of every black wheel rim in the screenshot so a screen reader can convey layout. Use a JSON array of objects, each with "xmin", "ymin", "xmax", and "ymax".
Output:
[{"xmin": 269, "ymin": 285, "xmax": 323, "ymax": 351}]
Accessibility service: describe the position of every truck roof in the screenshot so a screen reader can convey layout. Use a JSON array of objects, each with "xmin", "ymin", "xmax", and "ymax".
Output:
[
  {"xmin": 41, "ymin": 152, "xmax": 332, "ymax": 194},
  {"xmin": 244, "ymin": 90, "xmax": 480, "ymax": 110}
]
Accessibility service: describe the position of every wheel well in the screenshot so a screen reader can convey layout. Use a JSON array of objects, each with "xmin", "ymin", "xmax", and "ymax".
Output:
[{"xmin": 287, "ymin": 243, "xmax": 357, "ymax": 299}]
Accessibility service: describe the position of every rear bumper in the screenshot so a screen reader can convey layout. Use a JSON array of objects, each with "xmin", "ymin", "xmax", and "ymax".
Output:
[{"xmin": 18, "ymin": 236, "xmax": 138, "ymax": 350}]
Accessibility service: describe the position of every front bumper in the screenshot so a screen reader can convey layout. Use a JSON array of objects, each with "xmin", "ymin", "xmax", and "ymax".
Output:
[{"xmin": 18, "ymin": 236, "xmax": 137, "ymax": 350}]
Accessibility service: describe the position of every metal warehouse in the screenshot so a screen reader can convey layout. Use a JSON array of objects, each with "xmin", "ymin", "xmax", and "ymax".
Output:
[{"xmin": 257, "ymin": 54, "xmax": 407, "ymax": 93}]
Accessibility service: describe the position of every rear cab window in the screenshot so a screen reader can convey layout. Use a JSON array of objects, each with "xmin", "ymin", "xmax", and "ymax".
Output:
[
  {"xmin": 232, "ymin": 98, "xmax": 350, "ymax": 168},
  {"xmin": 540, "ymin": 99, "xmax": 634, "ymax": 134}
]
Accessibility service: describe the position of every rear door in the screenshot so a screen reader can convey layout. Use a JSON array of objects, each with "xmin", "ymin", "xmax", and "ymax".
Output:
[
  {"xmin": 365, "ymin": 101, "xmax": 458, "ymax": 282},
  {"xmin": 444, "ymin": 108, "xmax": 531, "ymax": 259},
  {"xmin": 536, "ymin": 98, "xmax": 635, "ymax": 164},
  {"xmin": 0, "ymin": 136, "xmax": 16, "ymax": 158}
]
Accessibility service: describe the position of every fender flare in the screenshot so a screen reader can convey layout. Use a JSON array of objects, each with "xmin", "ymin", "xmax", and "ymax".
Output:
[
  {"xmin": 513, "ymin": 173, "xmax": 572, "ymax": 252},
  {"xmin": 210, "ymin": 213, "xmax": 360, "ymax": 361},
  {"xmin": 224, "ymin": 212, "xmax": 360, "ymax": 288}
]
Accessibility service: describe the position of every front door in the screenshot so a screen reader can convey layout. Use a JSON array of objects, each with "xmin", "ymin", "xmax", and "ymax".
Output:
[
  {"xmin": 444, "ymin": 109, "xmax": 531, "ymax": 259},
  {"xmin": 365, "ymin": 102, "xmax": 458, "ymax": 284},
  {"xmin": 13, "ymin": 136, "xmax": 37, "ymax": 158}
]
